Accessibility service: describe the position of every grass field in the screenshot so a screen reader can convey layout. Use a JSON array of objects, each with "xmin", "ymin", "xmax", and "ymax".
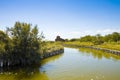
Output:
[
  {"xmin": 64, "ymin": 41, "xmax": 120, "ymax": 51},
  {"xmin": 42, "ymin": 42, "xmax": 64, "ymax": 53},
  {"xmin": 95, "ymin": 42, "xmax": 120, "ymax": 51}
]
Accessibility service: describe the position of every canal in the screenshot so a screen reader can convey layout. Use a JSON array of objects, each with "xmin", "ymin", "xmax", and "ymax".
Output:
[{"xmin": 0, "ymin": 47, "xmax": 120, "ymax": 80}]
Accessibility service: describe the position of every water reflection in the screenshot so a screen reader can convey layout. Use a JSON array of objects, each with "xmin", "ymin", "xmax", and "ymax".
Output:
[
  {"xmin": 41, "ymin": 53, "xmax": 63, "ymax": 65},
  {"xmin": 79, "ymin": 48, "xmax": 120, "ymax": 60},
  {"xmin": 0, "ymin": 66, "xmax": 48, "ymax": 80},
  {"xmin": 0, "ymin": 54, "xmax": 63, "ymax": 80},
  {"xmin": 0, "ymin": 48, "xmax": 120, "ymax": 80}
]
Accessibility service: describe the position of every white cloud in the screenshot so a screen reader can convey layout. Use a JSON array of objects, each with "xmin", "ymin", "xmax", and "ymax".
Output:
[
  {"xmin": 65, "ymin": 29, "xmax": 120, "ymax": 39},
  {"xmin": 43, "ymin": 29, "xmax": 120, "ymax": 40},
  {"xmin": 95, "ymin": 29, "xmax": 120, "ymax": 35}
]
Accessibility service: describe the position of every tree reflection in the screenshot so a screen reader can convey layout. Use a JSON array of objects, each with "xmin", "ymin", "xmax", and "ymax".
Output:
[
  {"xmin": 41, "ymin": 53, "xmax": 63, "ymax": 65},
  {"xmin": 0, "ymin": 66, "xmax": 49, "ymax": 80},
  {"xmin": 79, "ymin": 48, "xmax": 120, "ymax": 60},
  {"xmin": 0, "ymin": 53, "xmax": 63, "ymax": 80}
]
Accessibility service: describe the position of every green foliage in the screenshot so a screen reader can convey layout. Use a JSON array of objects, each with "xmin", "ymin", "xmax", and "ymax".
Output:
[
  {"xmin": 0, "ymin": 22, "xmax": 44, "ymax": 66},
  {"xmin": 64, "ymin": 32, "xmax": 120, "ymax": 51},
  {"xmin": 95, "ymin": 42, "xmax": 120, "ymax": 51},
  {"xmin": 92, "ymin": 34, "xmax": 104, "ymax": 45},
  {"xmin": 80, "ymin": 34, "xmax": 104, "ymax": 45},
  {"xmin": 0, "ymin": 30, "xmax": 13, "ymax": 54},
  {"xmin": 68, "ymin": 32, "xmax": 120, "ymax": 45},
  {"xmin": 64, "ymin": 41, "xmax": 93, "ymax": 46},
  {"xmin": 93, "ymin": 40, "xmax": 104, "ymax": 45},
  {"xmin": 43, "ymin": 42, "xmax": 64, "ymax": 53},
  {"xmin": 80, "ymin": 35, "xmax": 95, "ymax": 42},
  {"xmin": 103, "ymin": 32, "xmax": 120, "ymax": 42}
]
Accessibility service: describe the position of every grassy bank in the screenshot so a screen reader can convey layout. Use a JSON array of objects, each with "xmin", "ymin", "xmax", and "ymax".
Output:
[
  {"xmin": 42, "ymin": 42, "xmax": 64, "ymax": 54},
  {"xmin": 39, "ymin": 42, "xmax": 64, "ymax": 59},
  {"xmin": 79, "ymin": 47, "xmax": 120, "ymax": 60},
  {"xmin": 64, "ymin": 41, "xmax": 93, "ymax": 46},
  {"xmin": 95, "ymin": 42, "xmax": 120, "ymax": 51},
  {"xmin": 64, "ymin": 41, "xmax": 120, "ymax": 51}
]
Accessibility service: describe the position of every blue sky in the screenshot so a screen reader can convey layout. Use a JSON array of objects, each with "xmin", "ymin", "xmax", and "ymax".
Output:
[{"xmin": 0, "ymin": 0, "xmax": 120, "ymax": 40}]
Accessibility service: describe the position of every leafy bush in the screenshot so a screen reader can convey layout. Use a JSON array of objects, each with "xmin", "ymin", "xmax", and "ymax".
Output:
[{"xmin": 0, "ymin": 22, "xmax": 44, "ymax": 66}]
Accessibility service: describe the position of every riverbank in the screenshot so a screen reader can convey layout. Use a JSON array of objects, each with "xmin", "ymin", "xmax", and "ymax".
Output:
[
  {"xmin": 64, "ymin": 42, "xmax": 120, "ymax": 56},
  {"xmin": 0, "ymin": 42, "xmax": 64, "ymax": 67},
  {"xmin": 41, "ymin": 42, "xmax": 64, "ymax": 59},
  {"xmin": 0, "ymin": 49, "xmax": 64, "ymax": 68},
  {"xmin": 40, "ymin": 49, "xmax": 64, "ymax": 59}
]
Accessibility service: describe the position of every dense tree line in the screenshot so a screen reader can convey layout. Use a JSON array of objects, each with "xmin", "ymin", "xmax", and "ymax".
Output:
[
  {"xmin": 69, "ymin": 32, "xmax": 120, "ymax": 45},
  {"xmin": 0, "ymin": 22, "xmax": 44, "ymax": 67}
]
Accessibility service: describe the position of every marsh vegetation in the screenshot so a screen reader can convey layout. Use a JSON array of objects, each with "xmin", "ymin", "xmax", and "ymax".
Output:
[
  {"xmin": 0, "ymin": 22, "xmax": 63, "ymax": 67},
  {"xmin": 64, "ymin": 32, "xmax": 120, "ymax": 51}
]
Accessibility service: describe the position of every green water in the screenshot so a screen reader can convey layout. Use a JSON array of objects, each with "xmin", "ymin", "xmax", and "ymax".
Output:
[{"xmin": 0, "ymin": 47, "xmax": 120, "ymax": 80}]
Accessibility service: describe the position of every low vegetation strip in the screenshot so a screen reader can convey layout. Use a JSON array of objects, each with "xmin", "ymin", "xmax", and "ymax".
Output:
[
  {"xmin": 64, "ymin": 43, "xmax": 120, "ymax": 56},
  {"xmin": 40, "ymin": 42, "xmax": 64, "ymax": 59},
  {"xmin": 63, "ymin": 32, "xmax": 120, "ymax": 56},
  {"xmin": 95, "ymin": 42, "xmax": 120, "ymax": 51},
  {"xmin": 40, "ymin": 49, "xmax": 64, "ymax": 59}
]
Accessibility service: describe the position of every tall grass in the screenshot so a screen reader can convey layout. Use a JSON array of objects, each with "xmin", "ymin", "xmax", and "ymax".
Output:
[
  {"xmin": 64, "ymin": 41, "xmax": 120, "ymax": 51},
  {"xmin": 64, "ymin": 41, "xmax": 93, "ymax": 46},
  {"xmin": 43, "ymin": 42, "xmax": 64, "ymax": 53},
  {"xmin": 95, "ymin": 42, "xmax": 120, "ymax": 51}
]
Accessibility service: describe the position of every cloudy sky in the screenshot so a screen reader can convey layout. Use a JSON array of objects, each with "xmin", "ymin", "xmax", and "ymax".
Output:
[{"xmin": 0, "ymin": 0, "xmax": 120, "ymax": 40}]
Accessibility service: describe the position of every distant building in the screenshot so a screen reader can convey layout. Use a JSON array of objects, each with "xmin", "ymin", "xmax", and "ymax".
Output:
[{"xmin": 55, "ymin": 36, "xmax": 65, "ymax": 42}]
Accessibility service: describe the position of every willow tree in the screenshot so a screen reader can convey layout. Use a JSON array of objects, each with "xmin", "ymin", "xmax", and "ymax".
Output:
[
  {"xmin": 0, "ymin": 30, "xmax": 7, "ymax": 54},
  {"xmin": 7, "ymin": 22, "xmax": 43, "ymax": 66},
  {"xmin": 0, "ymin": 30, "xmax": 13, "ymax": 67},
  {"xmin": 0, "ymin": 30, "xmax": 13, "ymax": 54}
]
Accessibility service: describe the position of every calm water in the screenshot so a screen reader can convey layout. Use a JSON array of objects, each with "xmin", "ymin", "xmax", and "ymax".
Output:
[{"xmin": 0, "ymin": 47, "xmax": 120, "ymax": 80}]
